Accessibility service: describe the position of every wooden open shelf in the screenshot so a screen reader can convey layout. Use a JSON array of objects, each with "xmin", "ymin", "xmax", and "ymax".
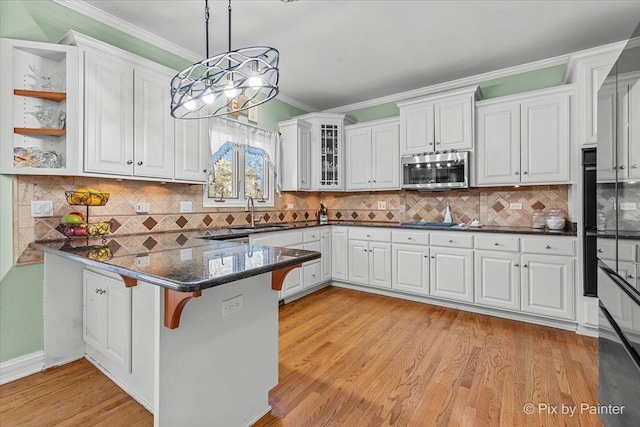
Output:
[
  {"xmin": 14, "ymin": 127, "xmax": 66, "ymax": 137},
  {"xmin": 14, "ymin": 89, "xmax": 66, "ymax": 102}
]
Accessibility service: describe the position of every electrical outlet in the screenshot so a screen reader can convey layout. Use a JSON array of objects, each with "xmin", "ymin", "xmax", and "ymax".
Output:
[
  {"xmin": 180, "ymin": 248, "xmax": 192, "ymax": 261},
  {"xmin": 222, "ymin": 295, "xmax": 243, "ymax": 317},
  {"xmin": 377, "ymin": 201, "xmax": 386, "ymax": 210},
  {"xmin": 135, "ymin": 255, "xmax": 150, "ymax": 267},
  {"xmin": 287, "ymin": 204, "xmax": 294, "ymax": 210},
  {"xmin": 509, "ymin": 203, "xmax": 523, "ymax": 210},
  {"xmin": 31, "ymin": 200, "xmax": 53, "ymax": 217},
  {"xmin": 620, "ymin": 202, "xmax": 637, "ymax": 211},
  {"xmin": 135, "ymin": 203, "xmax": 150, "ymax": 213},
  {"xmin": 180, "ymin": 201, "xmax": 193, "ymax": 213}
]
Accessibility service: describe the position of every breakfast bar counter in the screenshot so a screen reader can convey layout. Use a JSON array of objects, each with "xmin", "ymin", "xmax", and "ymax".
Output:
[{"xmin": 30, "ymin": 232, "xmax": 320, "ymax": 427}]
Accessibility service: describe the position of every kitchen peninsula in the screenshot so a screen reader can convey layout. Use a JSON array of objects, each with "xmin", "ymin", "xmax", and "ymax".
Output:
[{"xmin": 30, "ymin": 231, "xmax": 320, "ymax": 427}]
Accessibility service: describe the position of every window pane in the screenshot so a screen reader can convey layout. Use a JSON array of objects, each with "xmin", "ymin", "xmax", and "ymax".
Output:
[
  {"xmin": 245, "ymin": 146, "xmax": 267, "ymax": 199},
  {"xmin": 209, "ymin": 141, "xmax": 236, "ymax": 199}
]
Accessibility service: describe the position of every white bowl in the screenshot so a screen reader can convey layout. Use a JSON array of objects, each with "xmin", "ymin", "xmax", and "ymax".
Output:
[{"xmin": 546, "ymin": 218, "xmax": 565, "ymax": 230}]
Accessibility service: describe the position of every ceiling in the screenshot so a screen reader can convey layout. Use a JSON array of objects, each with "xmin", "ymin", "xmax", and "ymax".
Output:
[{"xmin": 74, "ymin": 0, "xmax": 640, "ymax": 112}]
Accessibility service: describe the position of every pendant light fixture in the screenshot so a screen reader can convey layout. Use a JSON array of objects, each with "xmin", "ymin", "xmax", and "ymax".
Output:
[{"xmin": 170, "ymin": 0, "xmax": 279, "ymax": 119}]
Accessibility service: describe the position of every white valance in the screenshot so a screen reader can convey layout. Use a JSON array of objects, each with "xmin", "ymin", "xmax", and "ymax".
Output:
[{"xmin": 208, "ymin": 117, "xmax": 281, "ymax": 194}]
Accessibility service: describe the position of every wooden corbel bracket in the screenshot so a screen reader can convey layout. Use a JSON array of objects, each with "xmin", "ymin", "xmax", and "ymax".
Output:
[
  {"xmin": 271, "ymin": 264, "xmax": 302, "ymax": 291},
  {"xmin": 164, "ymin": 289, "xmax": 202, "ymax": 329},
  {"xmin": 120, "ymin": 275, "xmax": 138, "ymax": 288}
]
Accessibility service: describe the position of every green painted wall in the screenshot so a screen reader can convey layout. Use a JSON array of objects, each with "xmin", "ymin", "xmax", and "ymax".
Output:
[
  {"xmin": 0, "ymin": 0, "xmax": 305, "ymax": 364},
  {"xmin": 345, "ymin": 64, "xmax": 567, "ymax": 123}
]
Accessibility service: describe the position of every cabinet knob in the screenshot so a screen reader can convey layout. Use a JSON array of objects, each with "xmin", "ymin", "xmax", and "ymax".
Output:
[
  {"xmin": 544, "ymin": 245, "xmax": 551, "ymax": 249},
  {"xmin": 523, "ymin": 264, "xmax": 528, "ymax": 268},
  {"xmin": 95, "ymin": 288, "xmax": 106, "ymax": 295},
  {"xmin": 368, "ymin": 180, "xmax": 371, "ymax": 183},
  {"xmin": 620, "ymin": 165, "xmax": 626, "ymax": 170},
  {"xmin": 407, "ymin": 237, "xmax": 412, "ymax": 240},
  {"xmin": 629, "ymin": 274, "xmax": 635, "ymax": 279},
  {"xmin": 126, "ymin": 160, "xmax": 133, "ymax": 165},
  {"xmin": 424, "ymin": 255, "xmax": 428, "ymax": 258},
  {"xmin": 632, "ymin": 164, "xmax": 638, "ymax": 169},
  {"xmin": 436, "ymin": 142, "xmax": 441, "ymax": 145},
  {"xmin": 448, "ymin": 239, "xmax": 453, "ymax": 243},
  {"xmin": 312, "ymin": 274, "xmax": 316, "ymax": 278},
  {"xmin": 137, "ymin": 161, "xmax": 143, "ymax": 166},
  {"xmin": 367, "ymin": 234, "xmax": 371, "ymax": 238},
  {"xmin": 373, "ymin": 180, "xmax": 377, "ymax": 183},
  {"xmin": 363, "ymin": 248, "xmax": 368, "ymax": 252},
  {"xmin": 428, "ymin": 142, "xmax": 433, "ymax": 145},
  {"xmin": 514, "ymin": 171, "xmax": 519, "ymax": 175},
  {"xmin": 431, "ymin": 255, "xmax": 435, "ymax": 259},
  {"xmin": 494, "ymin": 242, "xmax": 500, "ymax": 246},
  {"xmin": 513, "ymin": 262, "xmax": 519, "ymax": 267},
  {"xmin": 598, "ymin": 248, "xmax": 604, "ymax": 253},
  {"xmin": 203, "ymin": 169, "xmax": 207, "ymax": 173},
  {"xmin": 523, "ymin": 171, "xmax": 528, "ymax": 175}
]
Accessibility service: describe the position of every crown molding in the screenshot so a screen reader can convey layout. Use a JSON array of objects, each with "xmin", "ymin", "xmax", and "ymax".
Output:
[
  {"xmin": 475, "ymin": 84, "xmax": 575, "ymax": 107},
  {"xmin": 276, "ymin": 94, "xmax": 318, "ymax": 113},
  {"xmin": 53, "ymin": 0, "xmax": 201, "ymax": 63},
  {"xmin": 325, "ymin": 54, "xmax": 569, "ymax": 113},
  {"xmin": 562, "ymin": 39, "xmax": 631, "ymax": 84}
]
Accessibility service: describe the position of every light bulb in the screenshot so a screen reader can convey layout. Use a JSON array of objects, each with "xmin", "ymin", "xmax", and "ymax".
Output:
[
  {"xmin": 184, "ymin": 99, "xmax": 196, "ymax": 111},
  {"xmin": 224, "ymin": 80, "xmax": 239, "ymax": 98},
  {"xmin": 249, "ymin": 76, "xmax": 263, "ymax": 89},
  {"xmin": 202, "ymin": 89, "xmax": 215, "ymax": 104}
]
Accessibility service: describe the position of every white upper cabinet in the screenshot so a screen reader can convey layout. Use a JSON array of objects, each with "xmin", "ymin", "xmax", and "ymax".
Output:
[
  {"xmin": 345, "ymin": 118, "xmax": 400, "ymax": 190},
  {"xmin": 0, "ymin": 38, "xmax": 80, "ymax": 175},
  {"xmin": 279, "ymin": 118, "xmax": 312, "ymax": 191},
  {"xmin": 397, "ymin": 86, "xmax": 480, "ymax": 155},
  {"xmin": 174, "ymin": 118, "xmax": 209, "ymax": 183},
  {"xmin": 596, "ymin": 80, "xmax": 618, "ymax": 181},
  {"xmin": 475, "ymin": 86, "xmax": 572, "ymax": 186}
]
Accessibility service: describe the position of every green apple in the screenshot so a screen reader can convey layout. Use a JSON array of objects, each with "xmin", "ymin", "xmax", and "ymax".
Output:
[{"xmin": 61, "ymin": 213, "xmax": 83, "ymax": 225}]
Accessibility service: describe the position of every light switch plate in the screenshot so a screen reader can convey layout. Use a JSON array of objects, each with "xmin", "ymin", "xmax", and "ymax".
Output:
[
  {"xmin": 180, "ymin": 201, "xmax": 193, "ymax": 213},
  {"xmin": 620, "ymin": 202, "xmax": 637, "ymax": 211},
  {"xmin": 31, "ymin": 200, "xmax": 53, "ymax": 217},
  {"xmin": 135, "ymin": 203, "xmax": 150, "ymax": 213},
  {"xmin": 180, "ymin": 248, "xmax": 192, "ymax": 261},
  {"xmin": 287, "ymin": 204, "xmax": 294, "ymax": 209},
  {"xmin": 377, "ymin": 201, "xmax": 386, "ymax": 210},
  {"xmin": 509, "ymin": 203, "xmax": 523, "ymax": 210},
  {"xmin": 135, "ymin": 255, "xmax": 150, "ymax": 267}
]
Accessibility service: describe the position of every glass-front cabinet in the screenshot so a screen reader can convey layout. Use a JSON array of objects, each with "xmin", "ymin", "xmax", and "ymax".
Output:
[
  {"xmin": 320, "ymin": 124, "xmax": 339, "ymax": 187},
  {"xmin": 0, "ymin": 38, "xmax": 79, "ymax": 175}
]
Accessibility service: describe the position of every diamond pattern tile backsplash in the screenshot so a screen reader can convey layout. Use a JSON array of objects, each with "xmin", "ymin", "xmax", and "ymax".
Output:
[{"xmin": 13, "ymin": 175, "xmax": 569, "ymax": 265}]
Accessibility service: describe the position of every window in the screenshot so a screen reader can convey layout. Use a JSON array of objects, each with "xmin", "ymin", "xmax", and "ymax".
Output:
[{"xmin": 204, "ymin": 119, "xmax": 279, "ymax": 208}]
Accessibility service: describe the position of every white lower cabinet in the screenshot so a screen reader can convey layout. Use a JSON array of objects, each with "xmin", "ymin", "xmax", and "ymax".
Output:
[
  {"xmin": 283, "ymin": 244, "xmax": 304, "ymax": 298},
  {"xmin": 332, "ymin": 227, "xmax": 349, "ymax": 281},
  {"xmin": 521, "ymin": 254, "xmax": 575, "ymax": 320},
  {"xmin": 83, "ymin": 269, "xmax": 132, "ymax": 372},
  {"xmin": 474, "ymin": 251, "xmax": 520, "ymax": 310},
  {"xmin": 392, "ymin": 243, "xmax": 429, "ymax": 295},
  {"xmin": 348, "ymin": 240, "xmax": 392, "ymax": 289},
  {"xmin": 429, "ymin": 247, "xmax": 474, "ymax": 302},
  {"xmin": 320, "ymin": 229, "xmax": 332, "ymax": 282}
]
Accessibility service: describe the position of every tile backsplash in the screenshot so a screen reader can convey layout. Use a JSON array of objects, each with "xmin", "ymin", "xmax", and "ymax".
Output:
[{"xmin": 13, "ymin": 175, "xmax": 569, "ymax": 265}]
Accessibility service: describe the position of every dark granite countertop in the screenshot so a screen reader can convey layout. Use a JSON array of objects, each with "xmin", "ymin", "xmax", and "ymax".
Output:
[
  {"xmin": 30, "ymin": 230, "xmax": 320, "ymax": 292},
  {"xmin": 587, "ymin": 230, "xmax": 640, "ymax": 240}
]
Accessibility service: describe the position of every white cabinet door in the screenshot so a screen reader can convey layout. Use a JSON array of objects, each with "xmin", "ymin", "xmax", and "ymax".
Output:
[
  {"xmin": 521, "ymin": 254, "xmax": 574, "ymax": 320},
  {"xmin": 476, "ymin": 102, "xmax": 521, "ymax": 185},
  {"xmin": 320, "ymin": 228, "xmax": 332, "ymax": 282},
  {"xmin": 596, "ymin": 82, "xmax": 618, "ymax": 181},
  {"xmin": 298, "ymin": 124, "xmax": 312, "ymax": 190},
  {"xmin": 84, "ymin": 50, "xmax": 134, "ymax": 175},
  {"xmin": 369, "ymin": 242, "xmax": 392, "ymax": 289},
  {"xmin": 345, "ymin": 127, "xmax": 373, "ymax": 190},
  {"xmin": 303, "ymin": 261, "xmax": 321, "ymax": 289},
  {"xmin": 520, "ymin": 93, "xmax": 570, "ymax": 183},
  {"xmin": 429, "ymin": 248, "xmax": 473, "ymax": 302},
  {"xmin": 599, "ymin": 265, "xmax": 634, "ymax": 330},
  {"xmin": 348, "ymin": 240, "xmax": 370, "ymax": 285},
  {"xmin": 371, "ymin": 123, "xmax": 400, "ymax": 189},
  {"xmin": 628, "ymin": 80, "xmax": 640, "ymax": 179},
  {"xmin": 133, "ymin": 68, "xmax": 174, "ymax": 179},
  {"xmin": 434, "ymin": 96, "xmax": 473, "ymax": 151},
  {"xmin": 401, "ymin": 104, "xmax": 434, "ymax": 154},
  {"xmin": 331, "ymin": 227, "xmax": 349, "ymax": 281},
  {"xmin": 174, "ymin": 118, "xmax": 209, "ymax": 182},
  {"xmin": 283, "ymin": 244, "xmax": 304, "ymax": 298},
  {"xmin": 392, "ymin": 244, "xmax": 429, "ymax": 295},
  {"xmin": 83, "ymin": 270, "xmax": 132, "ymax": 372},
  {"xmin": 474, "ymin": 251, "xmax": 520, "ymax": 311}
]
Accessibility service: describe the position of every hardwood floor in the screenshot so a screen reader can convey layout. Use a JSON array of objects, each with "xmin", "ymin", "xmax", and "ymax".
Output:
[{"xmin": 0, "ymin": 286, "xmax": 600, "ymax": 426}]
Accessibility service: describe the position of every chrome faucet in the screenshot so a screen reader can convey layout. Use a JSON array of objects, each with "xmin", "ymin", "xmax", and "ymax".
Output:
[{"xmin": 246, "ymin": 196, "xmax": 261, "ymax": 227}]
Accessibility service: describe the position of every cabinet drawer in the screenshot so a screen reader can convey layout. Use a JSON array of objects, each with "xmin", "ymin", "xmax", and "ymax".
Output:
[
  {"xmin": 430, "ymin": 233, "xmax": 473, "ymax": 249},
  {"xmin": 596, "ymin": 239, "xmax": 637, "ymax": 262},
  {"xmin": 521, "ymin": 237, "xmax": 575, "ymax": 256},
  {"xmin": 349, "ymin": 227, "xmax": 391, "ymax": 242},
  {"xmin": 475, "ymin": 234, "xmax": 519, "ymax": 252},
  {"xmin": 392, "ymin": 230, "xmax": 429, "ymax": 245},
  {"xmin": 303, "ymin": 261, "xmax": 321, "ymax": 288},
  {"xmin": 250, "ymin": 230, "xmax": 302, "ymax": 247},
  {"xmin": 303, "ymin": 229, "xmax": 321, "ymax": 243}
]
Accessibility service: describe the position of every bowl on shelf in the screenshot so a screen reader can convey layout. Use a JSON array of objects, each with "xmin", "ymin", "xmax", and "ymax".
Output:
[
  {"xmin": 65, "ymin": 190, "xmax": 110, "ymax": 206},
  {"xmin": 58, "ymin": 221, "xmax": 111, "ymax": 237}
]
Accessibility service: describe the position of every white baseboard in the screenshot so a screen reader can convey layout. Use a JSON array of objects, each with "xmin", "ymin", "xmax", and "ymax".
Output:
[
  {"xmin": 244, "ymin": 405, "xmax": 272, "ymax": 427},
  {"xmin": 576, "ymin": 324, "xmax": 599, "ymax": 337},
  {"xmin": 0, "ymin": 351, "xmax": 44, "ymax": 385}
]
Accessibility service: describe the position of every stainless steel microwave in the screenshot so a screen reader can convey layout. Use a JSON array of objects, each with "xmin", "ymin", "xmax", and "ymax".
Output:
[{"xmin": 401, "ymin": 151, "xmax": 470, "ymax": 190}]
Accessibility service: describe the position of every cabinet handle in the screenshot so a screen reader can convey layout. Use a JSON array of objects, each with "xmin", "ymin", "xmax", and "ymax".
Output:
[
  {"xmin": 514, "ymin": 171, "xmax": 519, "ymax": 175},
  {"xmin": 523, "ymin": 171, "xmax": 528, "ymax": 175},
  {"xmin": 126, "ymin": 160, "xmax": 133, "ymax": 165},
  {"xmin": 513, "ymin": 262, "xmax": 519, "ymax": 267},
  {"xmin": 523, "ymin": 264, "xmax": 528, "ymax": 268},
  {"xmin": 597, "ymin": 248, "xmax": 604, "ymax": 253},
  {"xmin": 137, "ymin": 161, "xmax": 143, "ymax": 166},
  {"xmin": 95, "ymin": 288, "xmax": 106, "ymax": 295},
  {"xmin": 544, "ymin": 245, "xmax": 551, "ymax": 249},
  {"xmin": 620, "ymin": 165, "xmax": 626, "ymax": 170},
  {"xmin": 494, "ymin": 242, "xmax": 500, "ymax": 246}
]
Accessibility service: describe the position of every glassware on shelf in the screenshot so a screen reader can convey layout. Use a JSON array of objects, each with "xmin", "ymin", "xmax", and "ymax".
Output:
[
  {"xmin": 27, "ymin": 65, "xmax": 64, "ymax": 91},
  {"xmin": 13, "ymin": 147, "xmax": 60, "ymax": 168},
  {"xmin": 597, "ymin": 212, "xmax": 607, "ymax": 231},
  {"xmin": 26, "ymin": 105, "xmax": 59, "ymax": 128},
  {"xmin": 532, "ymin": 209, "xmax": 546, "ymax": 229},
  {"xmin": 546, "ymin": 208, "xmax": 566, "ymax": 230}
]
